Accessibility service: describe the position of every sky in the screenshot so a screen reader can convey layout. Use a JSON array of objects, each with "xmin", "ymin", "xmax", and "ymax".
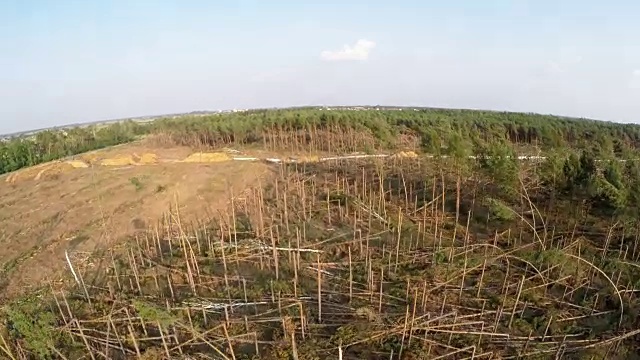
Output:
[{"xmin": 1, "ymin": 0, "xmax": 640, "ymax": 134}]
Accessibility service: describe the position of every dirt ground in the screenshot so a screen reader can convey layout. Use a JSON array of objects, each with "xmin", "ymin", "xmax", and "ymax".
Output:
[{"xmin": 0, "ymin": 143, "xmax": 274, "ymax": 299}]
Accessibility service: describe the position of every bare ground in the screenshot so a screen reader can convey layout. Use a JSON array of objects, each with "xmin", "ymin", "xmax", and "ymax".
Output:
[{"xmin": 0, "ymin": 143, "xmax": 274, "ymax": 299}]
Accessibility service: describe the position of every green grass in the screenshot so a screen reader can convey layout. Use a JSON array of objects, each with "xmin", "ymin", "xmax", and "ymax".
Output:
[{"xmin": 129, "ymin": 176, "xmax": 146, "ymax": 191}]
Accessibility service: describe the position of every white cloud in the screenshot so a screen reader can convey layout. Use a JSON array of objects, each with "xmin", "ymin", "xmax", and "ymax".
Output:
[
  {"xmin": 320, "ymin": 39, "xmax": 376, "ymax": 61},
  {"xmin": 633, "ymin": 69, "xmax": 640, "ymax": 77}
]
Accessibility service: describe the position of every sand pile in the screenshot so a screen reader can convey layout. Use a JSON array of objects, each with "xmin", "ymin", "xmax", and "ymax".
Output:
[
  {"xmin": 295, "ymin": 155, "xmax": 321, "ymax": 163},
  {"xmin": 6, "ymin": 162, "xmax": 53, "ymax": 183},
  {"xmin": 182, "ymin": 152, "xmax": 231, "ymax": 163},
  {"xmin": 34, "ymin": 162, "xmax": 75, "ymax": 181},
  {"xmin": 33, "ymin": 167, "xmax": 50, "ymax": 181},
  {"xmin": 80, "ymin": 153, "xmax": 100, "ymax": 164},
  {"xmin": 101, "ymin": 155, "xmax": 138, "ymax": 166},
  {"xmin": 392, "ymin": 151, "xmax": 418, "ymax": 159},
  {"xmin": 5, "ymin": 173, "xmax": 15, "ymax": 183},
  {"xmin": 66, "ymin": 160, "xmax": 89, "ymax": 168},
  {"xmin": 138, "ymin": 153, "xmax": 158, "ymax": 164}
]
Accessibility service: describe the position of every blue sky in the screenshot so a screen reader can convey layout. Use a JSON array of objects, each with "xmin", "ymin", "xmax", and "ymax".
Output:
[{"xmin": 1, "ymin": 0, "xmax": 640, "ymax": 134}]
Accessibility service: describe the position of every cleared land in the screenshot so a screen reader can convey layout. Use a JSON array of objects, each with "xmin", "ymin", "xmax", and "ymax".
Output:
[
  {"xmin": 2, "ymin": 109, "xmax": 640, "ymax": 359},
  {"xmin": 0, "ymin": 142, "xmax": 274, "ymax": 300},
  {"xmin": 2, "ymin": 149, "xmax": 638, "ymax": 359}
]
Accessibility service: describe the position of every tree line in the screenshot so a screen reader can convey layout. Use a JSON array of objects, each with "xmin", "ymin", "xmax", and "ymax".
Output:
[
  {"xmin": 0, "ymin": 121, "xmax": 145, "ymax": 174},
  {"xmin": 2, "ymin": 108, "xmax": 640, "ymax": 176},
  {"xmin": 150, "ymin": 108, "xmax": 640, "ymax": 158}
]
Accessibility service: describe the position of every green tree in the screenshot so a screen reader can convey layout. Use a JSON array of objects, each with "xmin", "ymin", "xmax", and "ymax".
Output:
[{"xmin": 477, "ymin": 141, "xmax": 520, "ymax": 196}]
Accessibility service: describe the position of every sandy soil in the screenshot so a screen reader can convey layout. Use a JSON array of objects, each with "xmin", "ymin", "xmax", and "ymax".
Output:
[{"xmin": 0, "ymin": 143, "xmax": 273, "ymax": 299}]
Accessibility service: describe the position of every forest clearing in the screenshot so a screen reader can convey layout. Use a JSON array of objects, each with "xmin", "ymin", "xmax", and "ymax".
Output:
[{"xmin": 1, "ymin": 108, "xmax": 640, "ymax": 359}]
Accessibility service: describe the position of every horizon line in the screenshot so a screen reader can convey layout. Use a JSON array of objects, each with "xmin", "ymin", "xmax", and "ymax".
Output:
[{"xmin": 1, "ymin": 104, "xmax": 632, "ymax": 139}]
